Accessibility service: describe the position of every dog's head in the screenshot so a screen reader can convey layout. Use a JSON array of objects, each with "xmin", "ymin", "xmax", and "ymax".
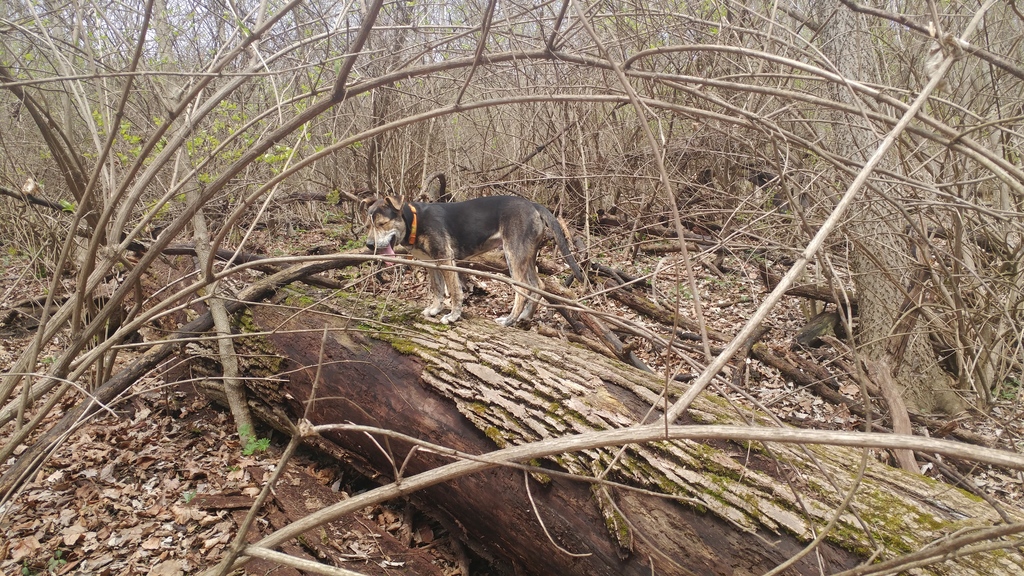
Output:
[{"xmin": 363, "ymin": 196, "xmax": 406, "ymax": 256}]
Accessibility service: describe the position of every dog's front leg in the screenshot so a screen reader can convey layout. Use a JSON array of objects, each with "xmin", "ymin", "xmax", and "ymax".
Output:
[
  {"xmin": 422, "ymin": 268, "xmax": 445, "ymax": 319},
  {"xmin": 439, "ymin": 267, "xmax": 463, "ymax": 324}
]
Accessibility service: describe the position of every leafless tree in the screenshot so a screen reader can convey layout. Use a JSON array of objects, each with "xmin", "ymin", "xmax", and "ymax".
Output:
[{"xmin": 3, "ymin": 0, "xmax": 1024, "ymax": 572}]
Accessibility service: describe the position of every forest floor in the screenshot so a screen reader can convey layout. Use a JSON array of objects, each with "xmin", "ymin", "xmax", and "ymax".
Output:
[{"xmin": 2, "ymin": 223, "xmax": 1024, "ymax": 575}]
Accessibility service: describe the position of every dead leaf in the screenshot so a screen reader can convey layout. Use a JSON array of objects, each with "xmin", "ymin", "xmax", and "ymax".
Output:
[
  {"xmin": 133, "ymin": 407, "xmax": 152, "ymax": 424},
  {"xmin": 141, "ymin": 503, "xmax": 166, "ymax": 518},
  {"xmin": 100, "ymin": 461, "xmax": 117, "ymax": 484},
  {"xmin": 63, "ymin": 524, "xmax": 88, "ymax": 546},
  {"xmin": 10, "ymin": 536, "xmax": 41, "ymax": 561},
  {"xmin": 415, "ymin": 525, "xmax": 434, "ymax": 544},
  {"xmin": 57, "ymin": 508, "xmax": 77, "ymax": 526},
  {"xmin": 150, "ymin": 559, "xmax": 184, "ymax": 576},
  {"xmin": 171, "ymin": 504, "xmax": 205, "ymax": 524}
]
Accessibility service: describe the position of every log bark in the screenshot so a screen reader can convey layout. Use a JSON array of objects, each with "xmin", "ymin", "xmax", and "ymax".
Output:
[
  {"xmin": 760, "ymin": 267, "xmax": 858, "ymax": 311},
  {"xmin": 210, "ymin": 293, "xmax": 1024, "ymax": 576}
]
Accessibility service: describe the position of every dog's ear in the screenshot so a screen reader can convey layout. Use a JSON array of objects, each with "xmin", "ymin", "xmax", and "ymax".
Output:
[
  {"xmin": 359, "ymin": 197, "xmax": 378, "ymax": 215},
  {"xmin": 384, "ymin": 196, "xmax": 403, "ymax": 211}
]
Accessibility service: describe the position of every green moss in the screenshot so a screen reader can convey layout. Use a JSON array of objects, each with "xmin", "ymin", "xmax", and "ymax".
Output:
[
  {"xmin": 371, "ymin": 307, "xmax": 415, "ymax": 324},
  {"xmin": 804, "ymin": 477, "xmax": 832, "ymax": 500},
  {"xmin": 369, "ymin": 328, "xmax": 421, "ymax": 356},
  {"xmin": 828, "ymin": 522, "xmax": 874, "ymax": 557},
  {"xmin": 499, "ymin": 362, "xmax": 520, "ymax": 378},
  {"xmin": 292, "ymin": 295, "xmax": 316, "ymax": 307},
  {"xmin": 653, "ymin": 471, "xmax": 685, "ymax": 496},
  {"xmin": 388, "ymin": 338, "xmax": 420, "ymax": 355},
  {"xmin": 560, "ymin": 407, "xmax": 597, "ymax": 429},
  {"xmin": 913, "ymin": 510, "xmax": 947, "ymax": 531},
  {"xmin": 593, "ymin": 485, "xmax": 632, "ymax": 548},
  {"xmin": 468, "ymin": 402, "xmax": 488, "ymax": 415},
  {"xmin": 234, "ymin": 308, "xmax": 260, "ymax": 332},
  {"xmin": 615, "ymin": 450, "xmax": 688, "ymax": 498},
  {"xmin": 604, "ymin": 507, "xmax": 631, "ymax": 545},
  {"xmin": 956, "ymin": 486, "xmax": 985, "ymax": 503},
  {"xmin": 332, "ymin": 289, "xmax": 357, "ymax": 300},
  {"xmin": 738, "ymin": 491, "xmax": 763, "ymax": 522},
  {"xmin": 527, "ymin": 460, "xmax": 552, "ymax": 485},
  {"xmin": 484, "ymin": 427, "xmax": 507, "ymax": 448},
  {"xmin": 231, "ymin": 310, "xmax": 286, "ymax": 376},
  {"xmin": 698, "ymin": 393, "xmax": 733, "ymax": 410},
  {"xmin": 848, "ymin": 488, "xmax": 936, "ymax": 555}
]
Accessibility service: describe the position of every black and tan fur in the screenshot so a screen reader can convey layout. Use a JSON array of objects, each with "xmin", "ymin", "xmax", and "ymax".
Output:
[{"xmin": 364, "ymin": 195, "xmax": 584, "ymax": 326}]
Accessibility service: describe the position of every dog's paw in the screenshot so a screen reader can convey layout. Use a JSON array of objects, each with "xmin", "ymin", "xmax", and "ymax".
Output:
[
  {"xmin": 496, "ymin": 316, "xmax": 515, "ymax": 327},
  {"xmin": 422, "ymin": 306, "xmax": 443, "ymax": 318},
  {"xmin": 441, "ymin": 311, "xmax": 461, "ymax": 324}
]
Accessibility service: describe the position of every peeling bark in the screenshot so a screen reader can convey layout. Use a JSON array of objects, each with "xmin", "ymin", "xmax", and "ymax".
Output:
[{"xmin": 215, "ymin": 294, "xmax": 1023, "ymax": 575}]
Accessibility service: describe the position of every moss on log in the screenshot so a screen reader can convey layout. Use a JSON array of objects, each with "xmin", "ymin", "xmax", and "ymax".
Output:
[{"xmin": 224, "ymin": 293, "xmax": 1022, "ymax": 575}]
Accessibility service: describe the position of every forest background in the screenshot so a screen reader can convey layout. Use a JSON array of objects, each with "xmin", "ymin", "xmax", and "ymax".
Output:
[{"xmin": 2, "ymin": 0, "xmax": 1024, "ymax": 574}]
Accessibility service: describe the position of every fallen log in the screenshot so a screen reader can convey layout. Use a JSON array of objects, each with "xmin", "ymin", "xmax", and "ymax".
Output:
[
  {"xmin": 206, "ymin": 292, "xmax": 1024, "ymax": 575},
  {"xmin": 760, "ymin": 267, "xmax": 858, "ymax": 310}
]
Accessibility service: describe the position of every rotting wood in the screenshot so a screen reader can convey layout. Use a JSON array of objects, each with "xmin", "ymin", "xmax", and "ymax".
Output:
[
  {"xmin": 604, "ymin": 278, "xmax": 732, "ymax": 343},
  {"xmin": 213, "ymin": 292, "xmax": 1024, "ymax": 575},
  {"xmin": 607, "ymin": 280, "xmax": 989, "ymax": 451},
  {"xmin": 795, "ymin": 310, "xmax": 844, "ymax": 347},
  {"xmin": 760, "ymin": 267, "xmax": 858, "ymax": 310}
]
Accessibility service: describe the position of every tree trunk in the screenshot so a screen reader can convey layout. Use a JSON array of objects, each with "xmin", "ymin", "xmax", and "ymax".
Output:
[
  {"xmin": 808, "ymin": 6, "xmax": 963, "ymax": 414},
  {"xmin": 192, "ymin": 294, "xmax": 1023, "ymax": 575}
]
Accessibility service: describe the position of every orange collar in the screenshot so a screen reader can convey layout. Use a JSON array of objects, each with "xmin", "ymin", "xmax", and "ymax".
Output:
[{"xmin": 407, "ymin": 204, "xmax": 418, "ymax": 246}]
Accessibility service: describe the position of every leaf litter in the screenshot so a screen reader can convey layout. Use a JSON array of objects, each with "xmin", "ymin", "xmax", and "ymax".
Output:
[{"xmin": 2, "ymin": 230, "xmax": 1023, "ymax": 574}]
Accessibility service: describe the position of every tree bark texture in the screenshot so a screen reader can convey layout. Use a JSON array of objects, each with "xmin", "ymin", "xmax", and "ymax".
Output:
[
  {"xmin": 196, "ymin": 295, "xmax": 1024, "ymax": 576},
  {"xmin": 808, "ymin": 5, "xmax": 963, "ymax": 414}
]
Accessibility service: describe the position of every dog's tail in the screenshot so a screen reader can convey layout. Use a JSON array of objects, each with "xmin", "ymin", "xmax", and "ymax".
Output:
[{"xmin": 535, "ymin": 204, "xmax": 586, "ymax": 287}]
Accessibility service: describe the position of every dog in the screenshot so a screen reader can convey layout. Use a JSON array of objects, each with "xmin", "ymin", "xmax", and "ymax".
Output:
[{"xmin": 364, "ymin": 195, "xmax": 584, "ymax": 326}]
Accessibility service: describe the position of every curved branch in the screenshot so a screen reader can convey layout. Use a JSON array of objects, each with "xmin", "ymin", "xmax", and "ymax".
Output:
[
  {"xmin": 222, "ymin": 421, "xmax": 1024, "ymax": 576},
  {"xmin": 0, "ymin": 65, "xmax": 87, "ymax": 203},
  {"xmin": 666, "ymin": 3, "xmax": 986, "ymax": 422},
  {"xmin": 838, "ymin": 0, "xmax": 1024, "ymax": 83}
]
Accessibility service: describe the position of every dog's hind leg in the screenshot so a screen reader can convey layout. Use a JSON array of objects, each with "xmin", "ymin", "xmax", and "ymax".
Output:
[
  {"xmin": 439, "ymin": 265, "xmax": 463, "ymax": 324},
  {"xmin": 516, "ymin": 263, "xmax": 543, "ymax": 324},
  {"xmin": 497, "ymin": 211, "xmax": 549, "ymax": 327},
  {"xmin": 497, "ymin": 248, "xmax": 542, "ymax": 327}
]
